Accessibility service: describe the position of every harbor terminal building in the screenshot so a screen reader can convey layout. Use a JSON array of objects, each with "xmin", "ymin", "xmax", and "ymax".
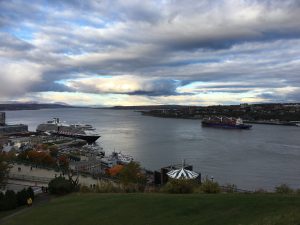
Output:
[{"xmin": 0, "ymin": 112, "xmax": 28, "ymax": 135}]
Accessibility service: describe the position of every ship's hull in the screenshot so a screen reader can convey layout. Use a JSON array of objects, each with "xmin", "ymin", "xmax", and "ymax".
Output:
[
  {"xmin": 202, "ymin": 121, "xmax": 252, "ymax": 129},
  {"xmin": 37, "ymin": 130, "xmax": 100, "ymax": 143},
  {"xmin": 58, "ymin": 133, "xmax": 100, "ymax": 144}
]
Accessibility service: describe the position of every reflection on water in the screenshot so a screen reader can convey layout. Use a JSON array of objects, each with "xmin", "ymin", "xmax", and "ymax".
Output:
[{"xmin": 5, "ymin": 108, "xmax": 300, "ymax": 191}]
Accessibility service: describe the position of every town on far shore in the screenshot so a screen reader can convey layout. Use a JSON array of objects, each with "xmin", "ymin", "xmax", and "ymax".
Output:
[{"xmin": 136, "ymin": 103, "xmax": 300, "ymax": 126}]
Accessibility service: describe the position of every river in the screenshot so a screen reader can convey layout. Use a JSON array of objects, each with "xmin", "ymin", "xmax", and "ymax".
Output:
[{"xmin": 4, "ymin": 108, "xmax": 300, "ymax": 191}]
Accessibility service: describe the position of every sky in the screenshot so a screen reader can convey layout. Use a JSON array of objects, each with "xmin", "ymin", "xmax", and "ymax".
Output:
[{"xmin": 1, "ymin": 0, "xmax": 300, "ymax": 106}]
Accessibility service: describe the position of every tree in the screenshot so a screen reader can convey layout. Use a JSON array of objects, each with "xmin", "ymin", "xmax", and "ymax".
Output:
[
  {"xmin": 0, "ymin": 153, "xmax": 11, "ymax": 189},
  {"xmin": 67, "ymin": 170, "xmax": 79, "ymax": 191},
  {"xmin": 21, "ymin": 150, "xmax": 56, "ymax": 167},
  {"xmin": 107, "ymin": 165, "xmax": 124, "ymax": 176},
  {"xmin": 275, "ymin": 184, "xmax": 294, "ymax": 194},
  {"xmin": 49, "ymin": 146, "xmax": 59, "ymax": 158},
  {"xmin": 48, "ymin": 176, "xmax": 73, "ymax": 195},
  {"xmin": 198, "ymin": 177, "xmax": 221, "ymax": 193},
  {"xmin": 58, "ymin": 155, "xmax": 69, "ymax": 170},
  {"xmin": 119, "ymin": 162, "xmax": 146, "ymax": 186}
]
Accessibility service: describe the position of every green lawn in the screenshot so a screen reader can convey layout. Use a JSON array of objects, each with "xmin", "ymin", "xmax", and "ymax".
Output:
[{"xmin": 1, "ymin": 193, "xmax": 300, "ymax": 225}]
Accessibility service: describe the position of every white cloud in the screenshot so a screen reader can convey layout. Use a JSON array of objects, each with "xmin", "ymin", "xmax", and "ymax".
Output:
[
  {"xmin": 0, "ymin": 62, "xmax": 42, "ymax": 97},
  {"xmin": 64, "ymin": 75, "xmax": 179, "ymax": 95}
]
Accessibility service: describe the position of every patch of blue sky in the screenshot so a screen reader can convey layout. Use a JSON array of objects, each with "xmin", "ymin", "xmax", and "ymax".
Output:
[
  {"xmin": 1, "ymin": 27, "xmax": 13, "ymax": 33},
  {"xmin": 7, "ymin": 26, "xmax": 35, "ymax": 42},
  {"xmin": 55, "ymin": 80, "xmax": 67, "ymax": 85},
  {"xmin": 63, "ymin": 49, "xmax": 86, "ymax": 56}
]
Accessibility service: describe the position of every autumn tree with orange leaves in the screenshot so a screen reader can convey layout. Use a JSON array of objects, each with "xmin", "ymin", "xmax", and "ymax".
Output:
[
  {"xmin": 58, "ymin": 155, "xmax": 69, "ymax": 170},
  {"xmin": 107, "ymin": 165, "xmax": 124, "ymax": 176},
  {"xmin": 18, "ymin": 150, "xmax": 56, "ymax": 166}
]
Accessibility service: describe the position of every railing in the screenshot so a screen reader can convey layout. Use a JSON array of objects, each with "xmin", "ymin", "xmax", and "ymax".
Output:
[{"xmin": 220, "ymin": 185, "xmax": 252, "ymax": 193}]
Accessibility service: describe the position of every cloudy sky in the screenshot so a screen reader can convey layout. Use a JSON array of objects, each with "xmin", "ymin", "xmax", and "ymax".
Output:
[{"xmin": 1, "ymin": 0, "xmax": 300, "ymax": 106}]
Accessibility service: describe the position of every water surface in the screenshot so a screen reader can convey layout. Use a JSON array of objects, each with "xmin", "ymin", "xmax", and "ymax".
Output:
[{"xmin": 5, "ymin": 108, "xmax": 300, "ymax": 191}]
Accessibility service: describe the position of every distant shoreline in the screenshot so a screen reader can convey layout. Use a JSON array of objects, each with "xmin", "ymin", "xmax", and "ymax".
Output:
[
  {"xmin": 0, "ymin": 104, "xmax": 88, "ymax": 111},
  {"xmin": 244, "ymin": 120, "xmax": 299, "ymax": 126},
  {"xmin": 140, "ymin": 112, "xmax": 300, "ymax": 126}
]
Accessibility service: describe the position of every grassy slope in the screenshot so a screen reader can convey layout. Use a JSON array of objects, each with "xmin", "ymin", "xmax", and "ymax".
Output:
[{"xmin": 2, "ymin": 193, "xmax": 300, "ymax": 225}]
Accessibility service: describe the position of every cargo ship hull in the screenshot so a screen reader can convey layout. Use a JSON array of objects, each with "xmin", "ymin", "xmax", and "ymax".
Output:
[{"xmin": 202, "ymin": 121, "xmax": 252, "ymax": 129}]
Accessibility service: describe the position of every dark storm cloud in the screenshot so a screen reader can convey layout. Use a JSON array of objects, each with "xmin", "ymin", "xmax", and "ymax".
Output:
[{"xmin": 258, "ymin": 89, "xmax": 300, "ymax": 103}]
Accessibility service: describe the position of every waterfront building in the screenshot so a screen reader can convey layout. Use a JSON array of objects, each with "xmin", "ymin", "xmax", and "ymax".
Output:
[
  {"xmin": 0, "ymin": 112, "xmax": 28, "ymax": 135},
  {"xmin": 0, "ymin": 124, "xmax": 28, "ymax": 135},
  {"xmin": 0, "ymin": 112, "xmax": 5, "ymax": 126},
  {"xmin": 69, "ymin": 160, "xmax": 103, "ymax": 175},
  {"xmin": 154, "ymin": 163, "xmax": 201, "ymax": 185}
]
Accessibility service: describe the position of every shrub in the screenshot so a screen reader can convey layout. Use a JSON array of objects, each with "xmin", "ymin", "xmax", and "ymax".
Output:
[
  {"xmin": 27, "ymin": 187, "xmax": 35, "ymax": 200},
  {"xmin": 198, "ymin": 178, "xmax": 221, "ymax": 194},
  {"xmin": 5, "ymin": 190, "xmax": 17, "ymax": 209},
  {"xmin": 48, "ymin": 176, "xmax": 73, "ymax": 195},
  {"xmin": 275, "ymin": 184, "xmax": 294, "ymax": 194},
  {"xmin": 17, "ymin": 189, "xmax": 30, "ymax": 206},
  {"xmin": 0, "ymin": 188, "xmax": 34, "ymax": 211},
  {"xmin": 0, "ymin": 192, "xmax": 5, "ymax": 210},
  {"xmin": 95, "ymin": 181, "xmax": 123, "ymax": 193},
  {"xmin": 0, "ymin": 190, "xmax": 17, "ymax": 210},
  {"xmin": 254, "ymin": 188, "xmax": 268, "ymax": 193},
  {"xmin": 223, "ymin": 184, "xmax": 238, "ymax": 193},
  {"xmin": 122, "ymin": 183, "xmax": 144, "ymax": 193},
  {"xmin": 80, "ymin": 185, "xmax": 91, "ymax": 193},
  {"xmin": 144, "ymin": 186, "xmax": 159, "ymax": 193},
  {"xmin": 161, "ymin": 179, "xmax": 196, "ymax": 194}
]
